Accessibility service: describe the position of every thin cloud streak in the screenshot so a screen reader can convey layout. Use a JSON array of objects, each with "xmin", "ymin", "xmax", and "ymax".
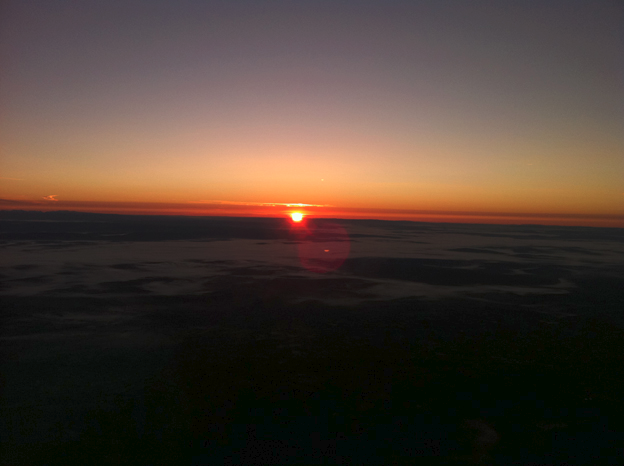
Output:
[
  {"xmin": 190, "ymin": 200, "xmax": 332, "ymax": 207},
  {"xmin": 42, "ymin": 195, "xmax": 59, "ymax": 201}
]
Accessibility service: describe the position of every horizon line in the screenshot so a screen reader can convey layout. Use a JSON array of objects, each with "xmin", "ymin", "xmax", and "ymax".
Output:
[{"xmin": 0, "ymin": 198, "xmax": 622, "ymax": 229}]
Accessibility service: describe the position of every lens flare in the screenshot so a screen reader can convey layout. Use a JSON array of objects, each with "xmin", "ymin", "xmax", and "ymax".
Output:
[{"xmin": 297, "ymin": 221, "xmax": 350, "ymax": 274}]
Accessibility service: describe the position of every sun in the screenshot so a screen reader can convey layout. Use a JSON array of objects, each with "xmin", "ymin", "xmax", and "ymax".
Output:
[{"xmin": 291, "ymin": 212, "xmax": 304, "ymax": 222}]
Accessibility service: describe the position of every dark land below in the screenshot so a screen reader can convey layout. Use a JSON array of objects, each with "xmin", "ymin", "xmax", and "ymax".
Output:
[{"xmin": 1, "ymin": 211, "xmax": 624, "ymax": 465}]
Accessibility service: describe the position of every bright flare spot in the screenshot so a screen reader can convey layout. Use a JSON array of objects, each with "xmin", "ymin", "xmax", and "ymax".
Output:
[{"xmin": 291, "ymin": 212, "xmax": 304, "ymax": 222}]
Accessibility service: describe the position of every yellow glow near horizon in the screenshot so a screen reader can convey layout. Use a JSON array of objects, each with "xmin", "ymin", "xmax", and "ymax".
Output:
[{"xmin": 291, "ymin": 212, "xmax": 304, "ymax": 222}]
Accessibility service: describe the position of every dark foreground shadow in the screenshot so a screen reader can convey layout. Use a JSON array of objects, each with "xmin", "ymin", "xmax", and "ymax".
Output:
[{"xmin": 4, "ymin": 296, "xmax": 624, "ymax": 465}]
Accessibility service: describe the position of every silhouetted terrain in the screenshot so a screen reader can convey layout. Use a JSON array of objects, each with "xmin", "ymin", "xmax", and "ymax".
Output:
[{"xmin": 1, "ymin": 211, "xmax": 623, "ymax": 464}]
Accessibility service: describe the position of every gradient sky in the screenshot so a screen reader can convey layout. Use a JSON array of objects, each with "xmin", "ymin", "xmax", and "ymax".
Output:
[{"xmin": 1, "ymin": 0, "xmax": 622, "ymax": 226}]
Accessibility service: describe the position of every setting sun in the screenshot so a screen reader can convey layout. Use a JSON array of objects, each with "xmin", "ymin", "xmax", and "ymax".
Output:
[{"xmin": 291, "ymin": 212, "xmax": 304, "ymax": 222}]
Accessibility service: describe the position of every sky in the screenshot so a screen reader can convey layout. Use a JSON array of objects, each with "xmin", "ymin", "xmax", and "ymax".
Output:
[{"xmin": 1, "ymin": 0, "xmax": 622, "ymax": 226}]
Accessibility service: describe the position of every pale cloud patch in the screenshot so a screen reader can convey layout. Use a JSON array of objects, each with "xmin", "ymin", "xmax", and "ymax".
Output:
[{"xmin": 43, "ymin": 195, "xmax": 59, "ymax": 201}]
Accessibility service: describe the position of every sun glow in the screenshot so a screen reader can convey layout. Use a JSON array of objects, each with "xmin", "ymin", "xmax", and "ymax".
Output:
[{"xmin": 291, "ymin": 212, "xmax": 304, "ymax": 222}]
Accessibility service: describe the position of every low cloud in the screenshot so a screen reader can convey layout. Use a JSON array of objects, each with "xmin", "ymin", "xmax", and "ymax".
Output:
[
  {"xmin": 0, "ymin": 198, "xmax": 32, "ymax": 204},
  {"xmin": 43, "ymin": 195, "xmax": 59, "ymax": 201},
  {"xmin": 190, "ymin": 200, "xmax": 331, "ymax": 207}
]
